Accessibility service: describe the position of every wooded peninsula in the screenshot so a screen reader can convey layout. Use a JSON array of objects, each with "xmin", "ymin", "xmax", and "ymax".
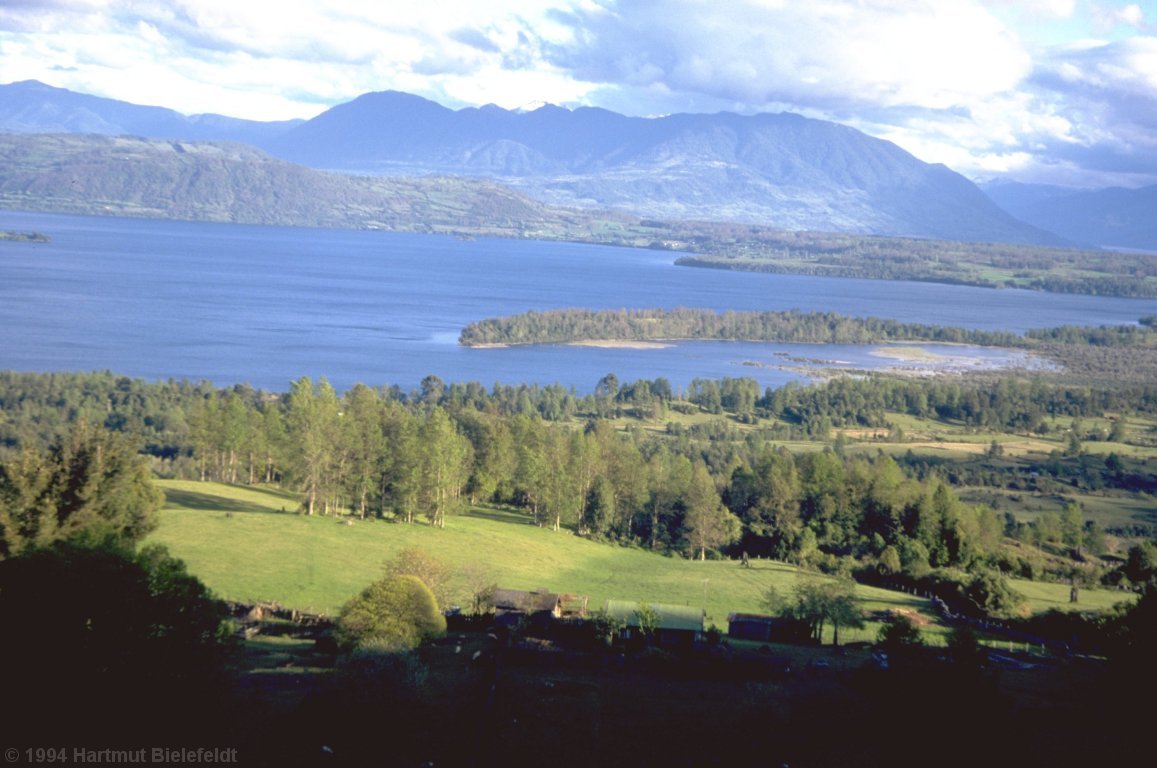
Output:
[
  {"xmin": 661, "ymin": 224, "xmax": 1157, "ymax": 298},
  {"xmin": 460, "ymin": 308, "xmax": 1157, "ymax": 384}
]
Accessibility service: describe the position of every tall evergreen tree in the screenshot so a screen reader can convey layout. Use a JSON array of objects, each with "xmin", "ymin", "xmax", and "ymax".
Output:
[{"xmin": 0, "ymin": 421, "xmax": 162, "ymax": 558}]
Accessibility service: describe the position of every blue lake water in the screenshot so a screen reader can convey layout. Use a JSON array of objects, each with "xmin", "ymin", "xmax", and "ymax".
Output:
[{"xmin": 1, "ymin": 211, "xmax": 1154, "ymax": 393}]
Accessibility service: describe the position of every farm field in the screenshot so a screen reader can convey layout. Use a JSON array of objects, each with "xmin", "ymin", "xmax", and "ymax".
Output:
[
  {"xmin": 152, "ymin": 480, "xmax": 1134, "ymax": 637},
  {"xmin": 153, "ymin": 479, "xmax": 928, "ymax": 638}
]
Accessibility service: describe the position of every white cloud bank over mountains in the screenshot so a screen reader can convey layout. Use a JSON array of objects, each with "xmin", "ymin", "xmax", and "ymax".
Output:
[{"xmin": 0, "ymin": 0, "xmax": 1154, "ymax": 188}]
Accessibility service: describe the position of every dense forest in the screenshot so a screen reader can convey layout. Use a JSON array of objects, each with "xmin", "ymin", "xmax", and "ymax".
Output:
[
  {"xmin": 2, "ymin": 370, "xmax": 1154, "ymax": 617},
  {"xmin": 461, "ymin": 307, "xmax": 1157, "ymax": 349},
  {"xmin": 459, "ymin": 308, "xmax": 1029, "ymax": 347}
]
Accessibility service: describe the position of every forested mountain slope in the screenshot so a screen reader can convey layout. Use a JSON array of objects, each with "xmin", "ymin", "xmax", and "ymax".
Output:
[{"xmin": 0, "ymin": 133, "xmax": 606, "ymax": 234}]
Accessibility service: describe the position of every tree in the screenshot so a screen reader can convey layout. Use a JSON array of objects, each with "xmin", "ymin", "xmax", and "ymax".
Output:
[
  {"xmin": 381, "ymin": 401, "xmax": 422, "ymax": 523},
  {"xmin": 761, "ymin": 584, "xmax": 788, "ymax": 616},
  {"xmin": 582, "ymin": 476, "xmax": 616, "ymax": 538},
  {"xmin": 1123, "ymin": 541, "xmax": 1157, "ymax": 588},
  {"xmin": 418, "ymin": 407, "xmax": 472, "ymax": 528},
  {"xmin": 340, "ymin": 384, "xmax": 388, "ymax": 519},
  {"xmin": 792, "ymin": 576, "xmax": 863, "ymax": 645},
  {"xmin": 0, "ymin": 420, "xmax": 162, "ymax": 558},
  {"xmin": 826, "ymin": 586, "xmax": 865, "ymax": 646},
  {"xmin": 644, "ymin": 448, "xmax": 692, "ymax": 550},
  {"xmin": 877, "ymin": 544, "xmax": 902, "ymax": 575},
  {"xmin": 681, "ymin": 461, "xmax": 740, "ymax": 560},
  {"xmin": 0, "ymin": 542, "xmax": 231, "ymax": 743},
  {"xmin": 541, "ymin": 427, "xmax": 581, "ymax": 532},
  {"xmin": 1060, "ymin": 503, "xmax": 1084, "ymax": 552},
  {"xmin": 335, "ymin": 574, "xmax": 446, "ymax": 652},
  {"xmin": 634, "ymin": 602, "xmax": 661, "ymax": 642},
  {"xmin": 458, "ymin": 410, "xmax": 516, "ymax": 504},
  {"xmin": 383, "ymin": 547, "xmax": 451, "ymax": 610},
  {"xmin": 1108, "ymin": 417, "xmax": 1127, "ymax": 443},
  {"xmin": 877, "ymin": 614, "xmax": 924, "ymax": 657},
  {"xmin": 284, "ymin": 377, "xmax": 340, "ymax": 515}
]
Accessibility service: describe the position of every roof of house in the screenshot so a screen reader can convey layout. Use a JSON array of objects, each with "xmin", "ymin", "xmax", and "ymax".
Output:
[
  {"xmin": 604, "ymin": 600, "xmax": 705, "ymax": 632},
  {"xmin": 727, "ymin": 612, "xmax": 777, "ymax": 624},
  {"xmin": 493, "ymin": 588, "xmax": 561, "ymax": 614}
]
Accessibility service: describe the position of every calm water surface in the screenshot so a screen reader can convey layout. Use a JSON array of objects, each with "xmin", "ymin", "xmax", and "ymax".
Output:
[{"xmin": 2, "ymin": 212, "xmax": 1154, "ymax": 392}]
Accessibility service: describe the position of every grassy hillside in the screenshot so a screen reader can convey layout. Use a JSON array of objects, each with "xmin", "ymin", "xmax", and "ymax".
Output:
[
  {"xmin": 153, "ymin": 480, "xmax": 929, "ymax": 639},
  {"xmin": 151, "ymin": 480, "xmax": 1134, "ymax": 640}
]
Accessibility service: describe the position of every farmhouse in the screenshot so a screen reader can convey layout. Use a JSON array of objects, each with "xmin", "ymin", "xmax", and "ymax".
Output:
[
  {"xmin": 604, "ymin": 600, "xmax": 705, "ymax": 647},
  {"xmin": 492, "ymin": 588, "xmax": 562, "ymax": 628},
  {"xmin": 727, "ymin": 612, "xmax": 812, "ymax": 644}
]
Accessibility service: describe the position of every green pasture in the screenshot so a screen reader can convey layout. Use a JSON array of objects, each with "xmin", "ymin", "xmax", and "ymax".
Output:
[
  {"xmin": 958, "ymin": 487, "xmax": 1157, "ymax": 531},
  {"xmin": 153, "ymin": 480, "xmax": 924, "ymax": 639},
  {"xmin": 152, "ymin": 481, "xmax": 1135, "ymax": 642},
  {"xmin": 1008, "ymin": 577, "xmax": 1136, "ymax": 614}
]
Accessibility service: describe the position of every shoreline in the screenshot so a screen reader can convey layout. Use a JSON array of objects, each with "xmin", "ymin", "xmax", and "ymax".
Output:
[{"xmin": 566, "ymin": 339, "xmax": 673, "ymax": 349}]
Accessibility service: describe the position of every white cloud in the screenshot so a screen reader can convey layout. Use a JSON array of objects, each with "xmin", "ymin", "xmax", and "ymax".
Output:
[
  {"xmin": 0, "ymin": 0, "xmax": 1153, "ymax": 186},
  {"xmin": 982, "ymin": 0, "xmax": 1077, "ymax": 20},
  {"xmin": 550, "ymin": 0, "xmax": 1031, "ymax": 112}
]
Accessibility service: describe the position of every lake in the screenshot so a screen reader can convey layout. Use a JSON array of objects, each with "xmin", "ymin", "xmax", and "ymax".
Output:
[{"xmin": 2, "ymin": 211, "xmax": 1154, "ymax": 393}]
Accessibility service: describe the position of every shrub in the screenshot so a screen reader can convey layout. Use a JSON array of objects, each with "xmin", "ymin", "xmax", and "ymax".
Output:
[
  {"xmin": 877, "ymin": 614, "xmax": 924, "ymax": 655},
  {"xmin": 335, "ymin": 574, "xmax": 446, "ymax": 652},
  {"xmin": 0, "ymin": 542, "xmax": 231, "ymax": 743}
]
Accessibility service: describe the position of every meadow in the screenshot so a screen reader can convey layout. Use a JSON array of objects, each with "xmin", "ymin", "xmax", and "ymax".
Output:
[{"xmin": 151, "ymin": 480, "xmax": 1135, "ymax": 643}]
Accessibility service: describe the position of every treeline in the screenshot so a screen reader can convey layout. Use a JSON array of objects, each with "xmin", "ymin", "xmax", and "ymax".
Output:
[
  {"xmin": 460, "ymin": 307, "xmax": 1157, "ymax": 350},
  {"xmin": 4, "ymin": 371, "xmax": 1156, "ymax": 461},
  {"xmin": 761, "ymin": 376, "xmax": 1157, "ymax": 433},
  {"xmin": 4, "ymin": 371, "xmax": 1154, "ymax": 603},
  {"xmin": 460, "ymin": 308, "xmax": 1029, "ymax": 347},
  {"xmin": 0, "ymin": 374, "xmax": 1020, "ymax": 588}
]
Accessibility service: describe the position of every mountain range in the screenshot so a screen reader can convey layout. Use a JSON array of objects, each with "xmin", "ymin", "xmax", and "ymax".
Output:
[
  {"xmin": 0, "ymin": 80, "xmax": 300, "ymax": 147},
  {"xmin": 982, "ymin": 181, "xmax": 1157, "ymax": 252},
  {"xmin": 261, "ymin": 90, "xmax": 1061, "ymax": 245},
  {"xmin": 0, "ymin": 79, "xmax": 1146, "ymax": 248}
]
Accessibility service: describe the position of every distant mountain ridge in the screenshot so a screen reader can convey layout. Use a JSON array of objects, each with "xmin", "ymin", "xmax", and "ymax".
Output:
[
  {"xmin": 265, "ymin": 90, "xmax": 1061, "ymax": 244},
  {"xmin": 0, "ymin": 80, "xmax": 300, "ymax": 147},
  {"xmin": 0, "ymin": 80, "xmax": 1063, "ymax": 245},
  {"xmin": 0, "ymin": 132, "xmax": 592, "ymax": 235},
  {"xmin": 983, "ymin": 180, "xmax": 1157, "ymax": 251}
]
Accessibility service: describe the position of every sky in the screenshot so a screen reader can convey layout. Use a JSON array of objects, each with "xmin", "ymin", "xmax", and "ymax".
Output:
[{"xmin": 1, "ymin": 0, "xmax": 1155, "ymax": 189}]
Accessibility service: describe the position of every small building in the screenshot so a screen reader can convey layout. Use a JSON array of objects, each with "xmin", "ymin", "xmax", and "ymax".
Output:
[
  {"xmin": 604, "ymin": 600, "xmax": 705, "ymax": 647},
  {"xmin": 727, "ymin": 612, "xmax": 812, "ymax": 645},
  {"xmin": 492, "ymin": 588, "xmax": 562, "ymax": 628}
]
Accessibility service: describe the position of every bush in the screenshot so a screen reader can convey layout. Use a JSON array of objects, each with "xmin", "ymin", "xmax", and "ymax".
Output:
[
  {"xmin": 335, "ymin": 574, "xmax": 446, "ymax": 651},
  {"xmin": 0, "ymin": 542, "xmax": 232, "ymax": 743},
  {"xmin": 877, "ymin": 614, "xmax": 924, "ymax": 655},
  {"xmin": 334, "ymin": 643, "xmax": 429, "ymax": 706}
]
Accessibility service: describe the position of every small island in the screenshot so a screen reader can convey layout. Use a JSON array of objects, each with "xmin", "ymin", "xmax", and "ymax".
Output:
[
  {"xmin": 459, "ymin": 307, "xmax": 1029, "ymax": 348},
  {"xmin": 459, "ymin": 308, "xmax": 1157, "ymax": 385},
  {"xmin": 0, "ymin": 230, "xmax": 50, "ymax": 243}
]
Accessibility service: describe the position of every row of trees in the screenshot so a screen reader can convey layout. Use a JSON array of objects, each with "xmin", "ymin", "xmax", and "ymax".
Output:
[
  {"xmin": 180, "ymin": 376, "xmax": 1026, "ymax": 575},
  {"xmin": 460, "ymin": 307, "xmax": 1031, "ymax": 348},
  {"xmin": 4, "ymin": 370, "xmax": 1156, "ymax": 461},
  {"xmin": 1, "ymin": 371, "xmax": 1153, "ymax": 584}
]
